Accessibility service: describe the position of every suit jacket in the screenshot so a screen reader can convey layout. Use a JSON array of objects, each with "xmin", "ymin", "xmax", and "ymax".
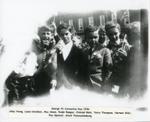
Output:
[
  {"xmin": 56, "ymin": 44, "xmax": 89, "ymax": 88},
  {"xmin": 84, "ymin": 45, "xmax": 112, "ymax": 88}
]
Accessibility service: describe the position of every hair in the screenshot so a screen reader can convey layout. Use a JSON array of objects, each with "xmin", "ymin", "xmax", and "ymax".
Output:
[
  {"xmin": 105, "ymin": 21, "xmax": 121, "ymax": 33},
  {"xmin": 98, "ymin": 26, "xmax": 106, "ymax": 36},
  {"xmin": 84, "ymin": 25, "xmax": 99, "ymax": 37},
  {"xmin": 68, "ymin": 25, "xmax": 76, "ymax": 36},
  {"xmin": 37, "ymin": 25, "xmax": 54, "ymax": 37},
  {"xmin": 57, "ymin": 23, "xmax": 69, "ymax": 35}
]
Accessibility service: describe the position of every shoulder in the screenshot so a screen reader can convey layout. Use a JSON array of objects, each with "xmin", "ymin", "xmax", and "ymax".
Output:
[
  {"xmin": 102, "ymin": 47, "xmax": 111, "ymax": 52},
  {"xmin": 100, "ymin": 47, "xmax": 111, "ymax": 55},
  {"xmin": 71, "ymin": 44, "xmax": 88, "ymax": 60},
  {"xmin": 32, "ymin": 38, "xmax": 43, "ymax": 54},
  {"xmin": 72, "ymin": 44, "xmax": 84, "ymax": 53}
]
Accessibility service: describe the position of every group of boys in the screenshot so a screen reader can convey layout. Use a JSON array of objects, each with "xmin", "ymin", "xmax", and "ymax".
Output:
[{"xmin": 5, "ymin": 21, "xmax": 132, "ymax": 105}]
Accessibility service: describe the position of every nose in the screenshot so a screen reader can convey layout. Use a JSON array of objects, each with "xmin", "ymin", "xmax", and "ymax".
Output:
[
  {"xmin": 63, "ymin": 34, "xmax": 68, "ymax": 38},
  {"xmin": 89, "ymin": 37, "xmax": 94, "ymax": 41},
  {"xmin": 44, "ymin": 33, "xmax": 49, "ymax": 37},
  {"xmin": 112, "ymin": 34, "xmax": 116, "ymax": 39},
  {"xmin": 61, "ymin": 35, "xmax": 68, "ymax": 42},
  {"xmin": 92, "ymin": 38, "xmax": 96, "ymax": 41},
  {"xmin": 91, "ymin": 38, "xmax": 97, "ymax": 44}
]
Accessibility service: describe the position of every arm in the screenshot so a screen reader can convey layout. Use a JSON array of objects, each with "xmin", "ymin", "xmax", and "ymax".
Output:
[{"xmin": 102, "ymin": 48, "xmax": 113, "ymax": 84}]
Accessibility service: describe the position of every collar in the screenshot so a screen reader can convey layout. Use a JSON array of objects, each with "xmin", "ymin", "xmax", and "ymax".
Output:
[
  {"xmin": 61, "ymin": 41, "xmax": 73, "ymax": 61},
  {"xmin": 90, "ymin": 44, "xmax": 103, "ymax": 53}
]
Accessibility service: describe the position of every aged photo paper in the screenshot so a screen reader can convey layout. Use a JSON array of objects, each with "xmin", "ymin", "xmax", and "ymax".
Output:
[{"xmin": 0, "ymin": 0, "xmax": 149, "ymax": 121}]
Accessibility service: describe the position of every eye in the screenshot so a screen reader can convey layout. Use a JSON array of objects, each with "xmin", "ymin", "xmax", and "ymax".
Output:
[
  {"xmin": 114, "ymin": 32, "xmax": 118, "ymax": 35},
  {"xmin": 90, "ymin": 36, "xmax": 98, "ymax": 39},
  {"xmin": 50, "ymin": 38, "xmax": 54, "ymax": 42},
  {"xmin": 65, "ymin": 33, "xmax": 69, "ymax": 36},
  {"xmin": 109, "ymin": 33, "xmax": 113, "ymax": 36},
  {"xmin": 60, "ymin": 33, "xmax": 69, "ymax": 37},
  {"xmin": 60, "ymin": 34, "xmax": 63, "ymax": 37},
  {"xmin": 47, "ymin": 32, "xmax": 52, "ymax": 35},
  {"xmin": 42, "ymin": 32, "xmax": 46, "ymax": 35}
]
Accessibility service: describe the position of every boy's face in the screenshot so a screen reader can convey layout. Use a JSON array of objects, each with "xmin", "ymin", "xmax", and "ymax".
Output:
[
  {"xmin": 107, "ymin": 28, "xmax": 120, "ymax": 45},
  {"xmin": 87, "ymin": 30, "xmax": 99, "ymax": 48},
  {"xmin": 59, "ymin": 29, "xmax": 72, "ymax": 44},
  {"xmin": 40, "ymin": 30, "xmax": 55, "ymax": 47}
]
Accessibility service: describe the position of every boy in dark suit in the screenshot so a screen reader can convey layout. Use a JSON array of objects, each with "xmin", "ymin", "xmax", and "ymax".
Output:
[{"xmin": 56, "ymin": 23, "xmax": 89, "ymax": 89}]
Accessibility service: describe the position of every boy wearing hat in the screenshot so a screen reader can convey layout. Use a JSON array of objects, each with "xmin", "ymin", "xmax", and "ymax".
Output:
[{"xmin": 84, "ymin": 25, "xmax": 112, "ymax": 92}]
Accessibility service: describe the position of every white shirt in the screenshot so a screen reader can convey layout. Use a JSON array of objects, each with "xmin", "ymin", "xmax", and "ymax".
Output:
[{"xmin": 61, "ymin": 41, "xmax": 73, "ymax": 61}]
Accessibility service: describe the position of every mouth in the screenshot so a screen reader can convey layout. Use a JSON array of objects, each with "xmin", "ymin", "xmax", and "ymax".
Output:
[
  {"xmin": 42, "ymin": 38, "xmax": 50, "ymax": 41},
  {"xmin": 42, "ymin": 38, "xmax": 54, "ymax": 43}
]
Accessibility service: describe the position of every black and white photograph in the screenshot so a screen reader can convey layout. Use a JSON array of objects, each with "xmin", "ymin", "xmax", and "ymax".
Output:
[{"xmin": 0, "ymin": 0, "xmax": 149, "ymax": 121}]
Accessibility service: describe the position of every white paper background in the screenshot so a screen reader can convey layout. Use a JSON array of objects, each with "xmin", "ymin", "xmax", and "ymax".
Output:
[{"xmin": 0, "ymin": 0, "xmax": 149, "ymax": 121}]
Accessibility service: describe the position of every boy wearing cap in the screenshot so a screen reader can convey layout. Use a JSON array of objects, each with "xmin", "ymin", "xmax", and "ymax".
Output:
[{"xmin": 84, "ymin": 25, "xmax": 112, "ymax": 92}]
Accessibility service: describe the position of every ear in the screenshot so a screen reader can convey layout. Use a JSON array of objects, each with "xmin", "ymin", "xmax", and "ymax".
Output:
[{"xmin": 71, "ymin": 34, "xmax": 74, "ymax": 40}]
